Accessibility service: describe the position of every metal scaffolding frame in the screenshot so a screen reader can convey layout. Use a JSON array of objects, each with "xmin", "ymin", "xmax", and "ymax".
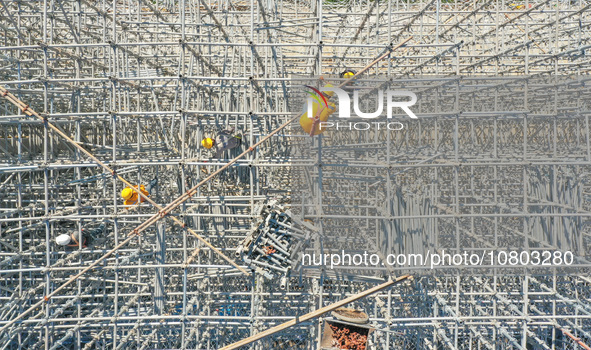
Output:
[{"xmin": 1, "ymin": 0, "xmax": 591, "ymax": 349}]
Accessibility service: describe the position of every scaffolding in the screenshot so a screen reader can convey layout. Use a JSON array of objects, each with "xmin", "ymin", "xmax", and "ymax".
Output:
[{"xmin": 1, "ymin": 0, "xmax": 591, "ymax": 349}]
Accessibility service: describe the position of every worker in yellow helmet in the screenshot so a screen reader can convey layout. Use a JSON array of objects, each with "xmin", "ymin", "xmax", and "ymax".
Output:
[
  {"xmin": 300, "ymin": 72, "xmax": 359, "ymax": 136},
  {"xmin": 300, "ymin": 81, "xmax": 337, "ymax": 136},
  {"xmin": 202, "ymin": 127, "xmax": 243, "ymax": 158},
  {"xmin": 121, "ymin": 177, "xmax": 158, "ymax": 206}
]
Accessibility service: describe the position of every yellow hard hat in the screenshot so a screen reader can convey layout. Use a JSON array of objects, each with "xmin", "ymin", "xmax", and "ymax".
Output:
[
  {"xmin": 202, "ymin": 137, "xmax": 214, "ymax": 149},
  {"xmin": 121, "ymin": 187, "xmax": 133, "ymax": 200},
  {"xmin": 341, "ymin": 70, "xmax": 356, "ymax": 79}
]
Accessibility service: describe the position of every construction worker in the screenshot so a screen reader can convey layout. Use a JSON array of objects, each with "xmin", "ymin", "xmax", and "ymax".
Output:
[
  {"xmin": 55, "ymin": 222, "xmax": 105, "ymax": 248},
  {"xmin": 300, "ymin": 71, "xmax": 361, "ymax": 136},
  {"xmin": 300, "ymin": 81, "xmax": 337, "ymax": 136},
  {"xmin": 121, "ymin": 177, "xmax": 158, "ymax": 206},
  {"xmin": 202, "ymin": 128, "xmax": 242, "ymax": 158}
]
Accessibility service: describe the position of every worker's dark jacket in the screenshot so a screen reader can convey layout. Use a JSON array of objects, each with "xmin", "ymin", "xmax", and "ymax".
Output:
[
  {"xmin": 67, "ymin": 223, "xmax": 105, "ymax": 248},
  {"xmin": 215, "ymin": 130, "xmax": 241, "ymax": 158}
]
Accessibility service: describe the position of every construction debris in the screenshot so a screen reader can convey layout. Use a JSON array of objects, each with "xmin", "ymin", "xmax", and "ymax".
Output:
[
  {"xmin": 326, "ymin": 321, "xmax": 371, "ymax": 350},
  {"xmin": 237, "ymin": 200, "xmax": 311, "ymax": 287},
  {"xmin": 322, "ymin": 308, "xmax": 372, "ymax": 350}
]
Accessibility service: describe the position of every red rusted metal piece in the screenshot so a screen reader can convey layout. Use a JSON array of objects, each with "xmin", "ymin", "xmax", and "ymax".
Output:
[
  {"xmin": 329, "ymin": 324, "xmax": 368, "ymax": 350},
  {"xmin": 263, "ymin": 245, "xmax": 276, "ymax": 255}
]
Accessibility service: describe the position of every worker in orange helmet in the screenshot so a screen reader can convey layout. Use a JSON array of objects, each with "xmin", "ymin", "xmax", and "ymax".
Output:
[{"xmin": 120, "ymin": 177, "xmax": 158, "ymax": 206}]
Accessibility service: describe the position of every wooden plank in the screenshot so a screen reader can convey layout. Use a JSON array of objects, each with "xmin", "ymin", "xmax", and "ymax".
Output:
[{"xmin": 219, "ymin": 275, "xmax": 411, "ymax": 350}]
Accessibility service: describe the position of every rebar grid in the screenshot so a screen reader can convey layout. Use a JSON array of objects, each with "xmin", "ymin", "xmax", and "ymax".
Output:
[{"xmin": 1, "ymin": 0, "xmax": 591, "ymax": 349}]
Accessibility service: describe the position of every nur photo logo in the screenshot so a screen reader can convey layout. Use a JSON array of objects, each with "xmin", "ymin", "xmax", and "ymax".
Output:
[{"xmin": 299, "ymin": 83, "xmax": 419, "ymax": 135}]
